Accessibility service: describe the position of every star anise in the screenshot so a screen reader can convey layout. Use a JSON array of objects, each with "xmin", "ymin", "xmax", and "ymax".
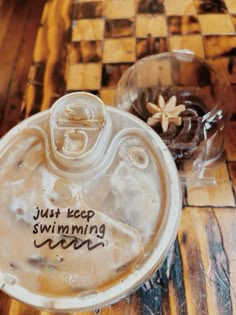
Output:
[{"xmin": 147, "ymin": 95, "xmax": 186, "ymax": 132}]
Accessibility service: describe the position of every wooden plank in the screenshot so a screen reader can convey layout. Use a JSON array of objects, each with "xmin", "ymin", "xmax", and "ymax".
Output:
[
  {"xmin": 0, "ymin": 291, "xmax": 10, "ymax": 315},
  {"xmin": 228, "ymin": 162, "xmax": 236, "ymax": 198},
  {"xmin": 137, "ymin": 278, "xmax": 162, "ymax": 314},
  {"xmin": 0, "ymin": 0, "xmax": 46, "ymax": 136},
  {"xmin": 213, "ymin": 208, "xmax": 236, "ymax": 314},
  {"xmin": 187, "ymin": 161, "xmax": 236, "ymax": 207},
  {"xmin": 134, "ymin": 241, "xmax": 187, "ymax": 315},
  {"xmin": 0, "ymin": 0, "xmax": 31, "ymax": 115},
  {"xmin": 0, "ymin": 0, "xmax": 17, "ymax": 48},
  {"xmin": 178, "ymin": 207, "xmax": 233, "ymax": 315},
  {"xmin": 8, "ymin": 299, "xmax": 21, "ymax": 315},
  {"xmin": 225, "ymin": 122, "xmax": 236, "ymax": 161},
  {"xmin": 24, "ymin": 0, "xmax": 49, "ymax": 118},
  {"xmin": 8, "ymin": 298, "xmax": 40, "ymax": 315},
  {"xmin": 2, "ymin": 0, "xmax": 72, "ymax": 123},
  {"xmin": 166, "ymin": 242, "xmax": 187, "ymax": 315},
  {"xmin": 19, "ymin": 2, "xmax": 49, "ymax": 118},
  {"xmin": 231, "ymin": 85, "xmax": 236, "ymax": 120},
  {"xmin": 39, "ymin": 0, "xmax": 71, "ymax": 111}
]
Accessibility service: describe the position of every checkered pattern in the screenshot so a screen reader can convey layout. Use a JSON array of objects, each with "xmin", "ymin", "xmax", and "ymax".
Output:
[{"xmin": 27, "ymin": 0, "xmax": 236, "ymax": 113}]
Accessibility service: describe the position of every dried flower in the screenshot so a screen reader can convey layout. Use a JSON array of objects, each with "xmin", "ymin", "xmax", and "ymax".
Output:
[{"xmin": 147, "ymin": 95, "xmax": 186, "ymax": 132}]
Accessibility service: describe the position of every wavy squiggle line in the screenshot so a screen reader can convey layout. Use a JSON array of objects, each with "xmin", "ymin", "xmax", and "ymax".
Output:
[{"xmin": 34, "ymin": 235, "xmax": 105, "ymax": 251}]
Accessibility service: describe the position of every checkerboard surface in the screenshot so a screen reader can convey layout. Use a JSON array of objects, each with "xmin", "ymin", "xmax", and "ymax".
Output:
[{"xmin": 25, "ymin": 0, "xmax": 236, "ymax": 119}]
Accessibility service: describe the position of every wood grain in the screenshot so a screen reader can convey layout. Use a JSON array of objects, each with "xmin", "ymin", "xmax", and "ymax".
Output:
[
  {"xmin": 24, "ymin": 0, "xmax": 71, "ymax": 116},
  {"xmin": 228, "ymin": 162, "xmax": 236, "ymax": 197},
  {"xmin": 214, "ymin": 208, "xmax": 236, "ymax": 314},
  {"xmin": 225, "ymin": 122, "xmax": 236, "ymax": 161},
  {"xmin": 0, "ymin": 0, "xmax": 46, "ymax": 136},
  {"xmin": 186, "ymin": 161, "xmax": 236, "ymax": 207},
  {"xmin": 179, "ymin": 207, "xmax": 233, "ymax": 315}
]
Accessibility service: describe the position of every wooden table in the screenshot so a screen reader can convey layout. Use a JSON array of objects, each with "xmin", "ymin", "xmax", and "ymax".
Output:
[{"xmin": 0, "ymin": 0, "xmax": 236, "ymax": 314}]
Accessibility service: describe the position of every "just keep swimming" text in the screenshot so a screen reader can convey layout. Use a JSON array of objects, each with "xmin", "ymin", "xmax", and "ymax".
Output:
[{"xmin": 33, "ymin": 207, "xmax": 106, "ymax": 251}]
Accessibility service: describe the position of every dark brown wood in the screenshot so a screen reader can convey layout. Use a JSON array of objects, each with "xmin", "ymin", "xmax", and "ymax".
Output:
[{"xmin": 0, "ymin": 0, "xmax": 46, "ymax": 136}]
